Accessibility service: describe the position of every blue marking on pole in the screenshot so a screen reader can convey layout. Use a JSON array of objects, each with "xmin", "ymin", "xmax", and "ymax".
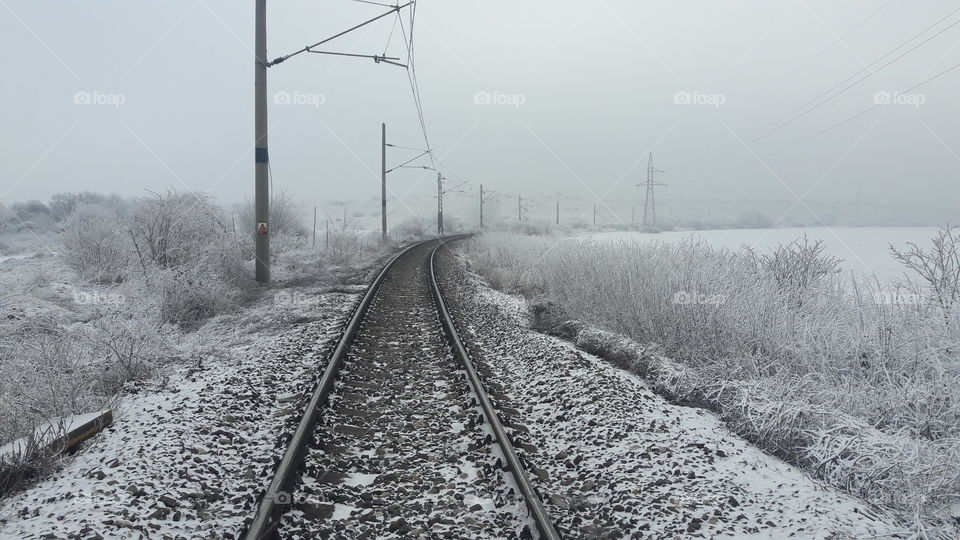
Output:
[{"xmin": 256, "ymin": 147, "xmax": 269, "ymax": 164}]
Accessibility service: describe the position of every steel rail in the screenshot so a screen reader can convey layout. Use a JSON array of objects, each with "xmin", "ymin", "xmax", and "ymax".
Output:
[
  {"xmin": 243, "ymin": 237, "xmax": 438, "ymax": 540},
  {"xmin": 429, "ymin": 237, "xmax": 562, "ymax": 540},
  {"xmin": 244, "ymin": 235, "xmax": 559, "ymax": 539}
]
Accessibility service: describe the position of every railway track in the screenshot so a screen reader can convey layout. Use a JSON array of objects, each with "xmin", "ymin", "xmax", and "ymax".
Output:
[{"xmin": 244, "ymin": 237, "xmax": 559, "ymax": 539}]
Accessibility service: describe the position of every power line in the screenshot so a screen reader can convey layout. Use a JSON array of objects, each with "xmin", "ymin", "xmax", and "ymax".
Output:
[
  {"xmin": 752, "ymin": 12, "xmax": 960, "ymax": 143},
  {"xmin": 715, "ymin": 6, "xmax": 960, "ymax": 161},
  {"xmin": 715, "ymin": 59, "xmax": 960, "ymax": 178},
  {"xmin": 403, "ymin": 4, "xmax": 436, "ymax": 172},
  {"xmin": 776, "ymin": 0, "xmax": 898, "ymax": 84}
]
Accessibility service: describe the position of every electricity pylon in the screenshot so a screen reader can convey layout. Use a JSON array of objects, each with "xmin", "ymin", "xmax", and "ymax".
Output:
[{"xmin": 640, "ymin": 152, "xmax": 667, "ymax": 227}]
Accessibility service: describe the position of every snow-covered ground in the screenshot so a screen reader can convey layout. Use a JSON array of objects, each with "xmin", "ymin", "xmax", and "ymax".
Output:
[
  {"xmin": 0, "ymin": 284, "xmax": 360, "ymax": 539},
  {"xmin": 439, "ymin": 248, "xmax": 910, "ymax": 538},
  {"xmin": 589, "ymin": 227, "xmax": 938, "ymax": 283}
]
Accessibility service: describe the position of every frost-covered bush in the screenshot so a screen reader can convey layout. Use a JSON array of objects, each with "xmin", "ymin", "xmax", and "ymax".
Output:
[
  {"xmin": 747, "ymin": 235, "xmax": 841, "ymax": 306},
  {"xmin": 131, "ymin": 191, "xmax": 227, "ymax": 270},
  {"xmin": 60, "ymin": 203, "xmax": 130, "ymax": 282},
  {"xmin": 326, "ymin": 218, "xmax": 365, "ymax": 264},
  {"xmin": 0, "ymin": 321, "xmax": 99, "ymax": 446},
  {"xmin": 152, "ymin": 266, "xmax": 239, "ymax": 326},
  {"xmin": 892, "ymin": 224, "xmax": 960, "ymax": 314},
  {"xmin": 392, "ymin": 217, "xmax": 429, "ymax": 242},
  {"xmin": 85, "ymin": 311, "xmax": 174, "ymax": 393},
  {"xmin": 468, "ymin": 229, "xmax": 960, "ymax": 527}
]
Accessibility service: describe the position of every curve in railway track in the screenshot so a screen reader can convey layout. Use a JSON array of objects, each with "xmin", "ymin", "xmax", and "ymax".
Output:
[{"xmin": 244, "ymin": 237, "xmax": 560, "ymax": 539}]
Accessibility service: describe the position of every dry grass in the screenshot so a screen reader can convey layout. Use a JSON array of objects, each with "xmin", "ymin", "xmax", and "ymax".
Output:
[{"xmin": 468, "ymin": 230, "xmax": 960, "ymax": 532}]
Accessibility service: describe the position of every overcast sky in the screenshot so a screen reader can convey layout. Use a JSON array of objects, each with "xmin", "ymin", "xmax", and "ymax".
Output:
[{"xmin": 2, "ymin": 0, "xmax": 959, "ymax": 222}]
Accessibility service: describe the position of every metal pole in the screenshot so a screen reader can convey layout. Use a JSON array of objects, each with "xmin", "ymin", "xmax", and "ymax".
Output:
[
  {"xmin": 437, "ymin": 172, "xmax": 443, "ymax": 235},
  {"xmin": 644, "ymin": 152, "xmax": 654, "ymax": 227},
  {"xmin": 479, "ymin": 184, "xmax": 484, "ymax": 230},
  {"xmin": 593, "ymin": 202, "xmax": 596, "ymax": 226},
  {"xmin": 312, "ymin": 205, "xmax": 317, "ymax": 248},
  {"xmin": 381, "ymin": 122, "xmax": 387, "ymax": 241},
  {"xmin": 254, "ymin": 0, "xmax": 270, "ymax": 283}
]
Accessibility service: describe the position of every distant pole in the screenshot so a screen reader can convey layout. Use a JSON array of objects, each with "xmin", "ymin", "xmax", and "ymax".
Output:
[
  {"xmin": 437, "ymin": 172, "xmax": 443, "ymax": 235},
  {"xmin": 254, "ymin": 0, "xmax": 270, "ymax": 283},
  {"xmin": 518, "ymin": 195, "xmax": 522, "ymax": 221},
  {"xmin": 381, "ymin": 122, "xmax": 387, "ymax": 241},
  {"xmin": 480, "ymin": 184, "xmax": 484, "ymax": 230},
  {"xmin": 593, "ymin": 203, "xmax": 596, "ymax": 226},
  {"xmin": 643, "ymin": 153, "xmax": 654, "ymax": 226},
  {"xmin": 312, "ymin": 205, "xmax": 317, "ymax": 248}
]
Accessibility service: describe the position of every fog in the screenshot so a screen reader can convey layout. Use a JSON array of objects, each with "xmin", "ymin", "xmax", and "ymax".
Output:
[{"xmin": 2, "ymin": 0, "xmax": 959, "ymax": 226}]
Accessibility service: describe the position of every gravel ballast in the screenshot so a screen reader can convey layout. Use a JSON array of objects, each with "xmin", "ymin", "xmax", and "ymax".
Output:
[{"xmin": 281, "ymin": 242, "xmax": 528, "ymax": 539}]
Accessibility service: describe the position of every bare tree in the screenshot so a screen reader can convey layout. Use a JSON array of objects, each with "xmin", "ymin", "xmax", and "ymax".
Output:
[
  {"xmin": 60, "ymin": 203, "xmax": 131, "ymax": 283},
  {"xmin": 891, "ymin": 223, "xmax": 960, "ymax": 314},
  {"xmin": 131, "ymin": 190, "xmax": 224, "ymax": 269}
]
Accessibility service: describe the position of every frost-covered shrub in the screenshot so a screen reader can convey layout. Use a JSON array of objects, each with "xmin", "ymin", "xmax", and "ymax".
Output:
[
  {"xmin": 85, "ymin": 311, "xmax": 174, "ymax": 393},
  {"xmin": 393, "ymin": 217, "xmax": 429, "ymax": 242},
  {"xmin": 326, "ymin": 219, "xmax": 364, "ymax": 264},
  {"xmin": 468, "ymin": 229, "xmax": 960, "ymax": 527},
  {"xmin": 152, "ymin": 266, "xmax": 238, "ymax": 326},
  {"xmin": 892, "ymin": 223, "xmax": 960, "ymax": 314},
  {"xmin": 748, "ymin": 236, "xmax": 841, "ymax": 306},
  {"xmin": 60, "ymin": 203, "xmax": 130, "ymax": 283},
  {"xmin": 0, "ymin": 321, "xmax": 99, "ymax": 446},
  {"xmin": 131, "ymin": 191, "xmax": 225, "ymax": 269}
]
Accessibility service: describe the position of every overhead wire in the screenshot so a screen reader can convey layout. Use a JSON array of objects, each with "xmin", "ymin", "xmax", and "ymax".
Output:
[
  {"xmin": 750, "ymin": 12, "xmax": 960, "ymax": 143},
  {"xmin": 715, "ymin": 59, "xmax": 960, "ymax": 178},
  {"xmin": 776, "ymin": 0, "xmax": 898, "ymax": 85},
  {"xmin": 713, "ymin": 5, "xmax": 960, "ymax": 161}
]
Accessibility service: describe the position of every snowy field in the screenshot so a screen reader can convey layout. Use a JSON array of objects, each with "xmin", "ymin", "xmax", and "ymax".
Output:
[{"xmin": 589, "ymin": 227, "xmax": 939, "ymax": 284}]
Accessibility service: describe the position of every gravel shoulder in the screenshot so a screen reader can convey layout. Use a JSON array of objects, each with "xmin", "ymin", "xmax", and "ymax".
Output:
[
  {"xmin": 0, "ymin": 286, "xmax": 360, "ymax": 540},
  {"xmin": 438, "ymin": 245, "xmax": 909, "ymax": 539}
]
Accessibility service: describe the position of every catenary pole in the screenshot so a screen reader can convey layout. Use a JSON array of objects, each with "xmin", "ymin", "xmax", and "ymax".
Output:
[
  {"xmin": 437, "ymin": 172, "xmax": 443, "ymax": 234},
  {"xmin": 479, "ymin": 184, "xmax": 484, "ymax": 230},
  {"xmin": 381, "ymin": 123, "xmax": 387, "ymax": 241},
  {"xmin": 254, "ymin": 0, "xmax": 270, "ymax": 283}
]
